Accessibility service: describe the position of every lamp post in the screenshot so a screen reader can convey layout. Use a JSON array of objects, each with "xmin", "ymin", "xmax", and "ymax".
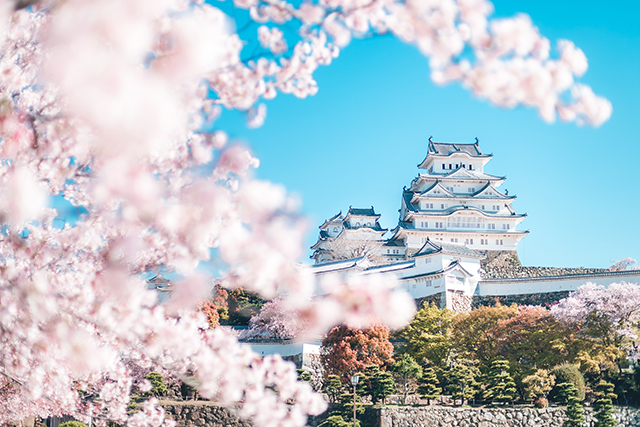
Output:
[{"xmin": 350, "ymin": 374, "xmax": 360, "ymax": 427}]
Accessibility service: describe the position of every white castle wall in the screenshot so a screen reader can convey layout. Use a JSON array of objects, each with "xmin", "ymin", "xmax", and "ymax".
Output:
[{"xmin": 477, "ymin": 269, "xmax": 640, "ymax": 297}]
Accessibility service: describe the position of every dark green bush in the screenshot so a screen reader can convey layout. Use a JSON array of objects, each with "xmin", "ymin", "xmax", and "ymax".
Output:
[
  {"xmin": 145, "ymin": 371, "xmax": 168, "ymax": 396},
  {"xmin": 59, "ymin": 422, "xmax": 88, "ymax": 427},
  {"xmin": 550, "ymin": 364, "xmax": 586, "ymax": 402},
  {"xmin": 318, "ymin": 415, "xmax": 359, "ymax": 427}
]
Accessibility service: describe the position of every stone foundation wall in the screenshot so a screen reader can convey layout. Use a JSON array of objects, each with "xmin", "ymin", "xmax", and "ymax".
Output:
[
  {"xmin": 161, "ymin": 402, "xmax": 250, "ymax": 427},
  {"xmin": 448, "ymin": 292, "xmax": 473, "ymax": 312},
  {"xmin": 415, "ymin": 293, "xmax": 445, "ymax": 309},
  {"xmin": 471, "ymin": 291, "xmax": 571, "ymax": 308},
  {"xmin": 482, "ymin": 266, "xmax": 609, "ymax": 280},
  {"xmin": 379, "ymin": 406, "xmax": 640, "ymax": 427},
  {"xmin": 159, "ymin": 403, "xmax": 640, "ymax": 427},
  {"xmin": 480, "ymin": 251, "xmax": 521, "ymax": 270}
]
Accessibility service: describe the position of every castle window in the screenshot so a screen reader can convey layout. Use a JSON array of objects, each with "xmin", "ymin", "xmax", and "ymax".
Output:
[
  {"xmin": 482, "ymin": 205, "xmax": 485, "ymax": 210},
  {"xmin": 449, "ymin": 164, "xmax": 452, "ymax": 169},
  {"xmin": 367, "ymin": 222, "xmax": 371, "ymax": 226},
  {"xmin": 455, "ymin": 164, "xmax": 458, "ymax": 168},
  {"xmin": 356, "ymin": 222, "xmax": 360, "ymax": 227},
  {"xmin": 469, "ymin": 165, "xmax": 473, "ymax": 170},
  {"xmin": 442, "ymin": 163, "xmax": 445, "ymax": 169},
  {"xmin": 441, "ymin": 204, "xmax": 445, "ymax": 209}
]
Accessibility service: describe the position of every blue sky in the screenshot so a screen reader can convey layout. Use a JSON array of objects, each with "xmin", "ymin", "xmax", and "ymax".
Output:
[{"xmin": 216, "ymin": 0, "xmax": 640, "ymax": 268}]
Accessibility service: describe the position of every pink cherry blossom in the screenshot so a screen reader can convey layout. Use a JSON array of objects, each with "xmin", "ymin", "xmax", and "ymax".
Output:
[{"xmin": 0, "ymin": 0, "xmax": 611, "ymax": 425}]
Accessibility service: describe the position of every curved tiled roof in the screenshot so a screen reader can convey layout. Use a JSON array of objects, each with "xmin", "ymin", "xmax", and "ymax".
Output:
[
  {"xmin": 412, "ymin": 238, "xmax": 485, "ymax": 259},
  {"xmin": 411, "ymin": 182, "xmax": 515, "ymax": 201},
  {"xmin": 428, "ymin": 140, "xmax": 490, "ymax": 157},
  {"xmin": 405, "ymin": 205, "xmax": 526, "ymax": 219},
  {"xmin": 347, "ymin": 206, "xmax": 379, "ymax": 217}
]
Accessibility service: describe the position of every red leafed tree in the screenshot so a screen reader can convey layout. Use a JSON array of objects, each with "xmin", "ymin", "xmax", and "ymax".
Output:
[
  {"xmin": 321, "ymin": 324, "xmax": 394, "ymax": 381},
  {"xmin": 198, "ymin": 300, "xmax": 221, "ymax": 329}
]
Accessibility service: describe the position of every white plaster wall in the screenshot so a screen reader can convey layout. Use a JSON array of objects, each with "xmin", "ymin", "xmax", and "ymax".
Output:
[
  {"xmin": 403, "ymin": 277, "xmax": 444, "ymax": 299},
  {"xmin": 478, "ymin": 272, "xmax": 640, "ymax": 296}
]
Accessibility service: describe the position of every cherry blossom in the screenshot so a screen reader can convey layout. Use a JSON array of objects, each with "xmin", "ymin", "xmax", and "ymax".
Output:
[
  {"xmin": 551, "ymin": 282, "xmax": 640, "ymax": 359},
  {"xmin": 0, "ymin": 0, "xmax": 611, "ymax": 425}
]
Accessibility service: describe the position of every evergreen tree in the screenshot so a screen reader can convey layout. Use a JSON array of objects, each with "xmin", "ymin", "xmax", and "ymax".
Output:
[
  {"xmin": 560, "ymin": 383, "xmax": 586, "ymax": 427},
  {"xmin": 144, "ymin": 372, "xmax": 168, "ymax": 397},
  {"xmin": 593, "ymin": 380, "xmax": 617, "ymax": 427},
  {"xmin": 337, "ymin": 392, "xmax": 364, "ymax": 427},
  {"xmin": 391, "ymin": 354, "xmax": 422, "ymax": 404},
  {"xmin": 362, "ymin": 365, "xmax": 395, "ymax": 405},
  {"xmin": 555, "ymin": 383, "xmax": 576, "ymax": 405},
  {"xmin": 322, "ymin": 375, "xmax": 344, "ymax": 404},
  {"xmin": 297, "ymin": 369, "xmax": 312, "ymax": 383},
  {"xmin": 447, "ymin": 362, "xmax": 480, "ymax": 406},
  {"xmin": 417, "ymin": 367, "xmax": 442, "ymax": 405},
  {"xmin": 318, "ymin": 415, "xmax": 351, "ymax": 427},
  {"xmin": 482, "ymin": 359, "xmax": 517, "ymax": 404}
]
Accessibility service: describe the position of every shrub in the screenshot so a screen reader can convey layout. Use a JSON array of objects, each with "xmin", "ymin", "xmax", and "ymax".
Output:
[
  {"xmin": 59, "ymin": 422, "xmax": 87, "ymax": 427},
  {"xmin": 318, "ymin": 415, "xmax": 357, "ymax": 427},
  {"xmin": 550, "ymin": 364, "xmax": 585, "ymax": 402},
  {"xmin": 145, "ymin": 371, "xmax": 168, "ymax": 397},
  {"xmin": 533, "ymin": 397, "xmax": 549, "ymax": 408}
]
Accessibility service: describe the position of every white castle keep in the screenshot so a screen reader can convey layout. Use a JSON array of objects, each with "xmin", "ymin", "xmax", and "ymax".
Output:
[{"xmin": 309, "ymin": 139, "xmax": 640, "ymax": 311}]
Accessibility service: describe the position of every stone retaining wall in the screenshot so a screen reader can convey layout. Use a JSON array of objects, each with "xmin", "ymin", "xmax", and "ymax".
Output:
[
  {"xmin": 482, "ymin": 266, "xmax": 609, "ymax": 280},
  {"xmin": 161, "ymin": 402, "xmax": 250, "ymax": 427},
  {"xmin": 158, "ymin": 402, "xmax": 640, "ymax": 427},
  {"xmin": 471, "ymin": 291, "xmax": 571, "ymax": 308},
  {"xmin": 415, "ymin": 293, "xmax": 445, "ymax": 309},
  {"xmin": 379, "ymin": 406, "xmax": 640, "ymax": 427}
]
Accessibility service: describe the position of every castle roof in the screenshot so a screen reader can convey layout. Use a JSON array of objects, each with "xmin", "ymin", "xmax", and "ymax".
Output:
[
  {"xmin": 409, "ymin": 182, "xmax": 515, "ymax": 202},
  {"xmin": 412, "ymin": 238, "xmax": 485, "ymax": 259},
  {"xmin": 429, "ymin": 141, "xmax": 488, "ymax": 157},
  {"xmin": 319, "ymin": 211, "xmax": 345, "ymax": 229},
  {"xmin": 347, "ymin": 206, "xmax": 379, "ymax": 217},
  {"xmin": 413, "ymin": 168, "xmax": 506, "ymax": 184},
  {"xmin": 403, "ymin": 204, "xmax": 526, "ymax": 219},
  {"xmin": 418, "ymin": 140, "xmax": 492, "ymax": 168},
  {"xmin": 343, "ymin": 221, "xmax": 386, "ymax": 232},
  {"xmin": 400, "ymin": 259, "xmax": 475, "ymax": 280}
]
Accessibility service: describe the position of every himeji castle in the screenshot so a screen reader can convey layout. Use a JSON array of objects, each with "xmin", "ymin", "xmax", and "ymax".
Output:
[
  {"xmin": 309, "ymin": 138, "xmax": 640, "ymax": 311},
  {"xmin": 391, "ymin": 137, "xmax": 528, "ymax": 253},
  {"xmin": 311, "ymin": 138, "xmax": 528, "ymax": 266}
]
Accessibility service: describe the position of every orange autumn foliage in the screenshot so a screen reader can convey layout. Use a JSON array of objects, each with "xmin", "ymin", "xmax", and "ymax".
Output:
[{"xmin": 321, "ymin": 324, "xmax": 394, "ymax": 381}]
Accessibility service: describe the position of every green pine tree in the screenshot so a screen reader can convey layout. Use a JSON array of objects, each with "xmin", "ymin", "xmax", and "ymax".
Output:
[
  {"xmin": 593, "ymin": 380, "xmax": 617, "ymax": 427},
  {"xmin": 555, "ymin": 382, "xmax": 576, "ymax": 405},
  {"xmin": 447, "ymin": 362, "xmax": 480, "ymax": 406},
  {"xmin": 362, "ymin": 365, "xmax": 395, "ymax": 405},
  {"xmin": 144, "ymin": 372, "xmax": 168, "ymax": 397},
  {"xmin": 297, "ymin": 369, "xmax": 312, "ymax": 383},
  {"xmin": 417, "ymin": 367, "xmax": 442, "ymax": 405},
  {"xmin": 560, "ymin": 383, "xmax": 585, "ymax": 427},
  {"xmin": 391, "ymin": 354, "xmax": 422, "ymax": 405},
  {"xmin": 482, "ymin": 359, "xmax": 517, "ymax": 405},
  {"xmin": 322, "ymin": 375, "xmax": 343, "ymax": 404},
  {"xmin": 337, "ymin": 392, "xmax": 364, "ymax": 427},
  {"xmin": 318, "ymin": 415, "xmax": 352, "ymax": 427}
]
